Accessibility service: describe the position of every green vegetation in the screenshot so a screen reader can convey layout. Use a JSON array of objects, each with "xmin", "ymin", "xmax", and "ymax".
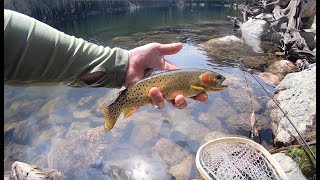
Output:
[{"xmin": 286, "ymin": 145, "xmax": 316, "ymax": 180}]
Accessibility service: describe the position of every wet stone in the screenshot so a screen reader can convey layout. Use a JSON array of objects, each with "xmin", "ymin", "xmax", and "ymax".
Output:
[
  {"xmin": 47, "ymin": 126, "xmax": 116, "ymax": 175},
  {"xmin": 169, "ymin": 155, "xmax": 196, "ymax": 180},
  {"xmin": 73, "ymin": 110, "xmax": 92, "ymax": 119},
  {"xmin": 154, "ymin": 138, "xmax": 191, "ymax": 167},
  {"xmin": 33, "ymin": 125, "xmax": 68, "ymax": 145},
  {"xmin": 30, "ymin": 155, "xmax": 48, "ymax": 169},
  {"xmin": 258, "ymin": 72, "xmax": 280, "ymax": 85},
  {"xmin": 37, "ymin": 97, "xmax": 62, "ymax": 117},
  {"xmin": 167, "ymin": 108, "xmax": 211, "ymax": 153},
  {"xmin": 198, "ymin": 113, "xmax": 223, "ymax": 131},
  {"xmin": 12, "ymin": 120, "xmax": 34, "ymax": 145},
  {"xmin": 4, "ymin": 143, "xmax": 28, "ymax": 162},
  {"xmin": 128, "ymin": 111, "xmax": 164, "ymax": 147},
  {"xmin": 225, "ymin": 112, "xmax": 270, "ymax": 134},
  {"xmin": 66, "ymin": 122, "xmax": 92, "ymax": 139},
  {"xmin": 201, "ymin": 131, "xmax": 247, "ymax": 145},
  {"xmin": 268, "ymin": 60, "xmax": 298, "ymax": 80}
]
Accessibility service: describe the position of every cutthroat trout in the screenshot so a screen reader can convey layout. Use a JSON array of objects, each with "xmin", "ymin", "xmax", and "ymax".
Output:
[{"xmin": 100, "ymin": 69, "xmax": 228, "ymax": 130}]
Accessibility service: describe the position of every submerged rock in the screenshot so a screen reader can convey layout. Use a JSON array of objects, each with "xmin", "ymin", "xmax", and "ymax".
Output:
[
  {"xmin": 267, "ymin": 60, "xmax": 298, "ymax": 81},
  {"xmin": 198, "ymin": 36, "xmax": 280, "ymax": 70},
  {"xmin": 37, "ymin": 97, "xmax": 62, "ymax": 117},
  {"xmin": 269, "ymin": 65, "xmax": 316, "ymax": 145},
  {"xmin": 259, "ymin": 72, "xmax": 280, "ymax": 85},
  {"xmin": 65, "ymin": 122, "xmax": 92, "ymax": 139},
  {"xmin": 47, "ymin": 127, "xmax": 109, "ymax": 174},
  {"xmin": 153, "ymin": 138, "xmax": 191, "ymax": 167},
  {"xmin": 201, "ymin": 131, "xmax": 247, "ymax": 145},
  {"xmin": 128, "ymin": 111, "xmax": 164, "ymax": 147},
  {"xmin": 225, "ymin": 112, "xmax": 270, "ymax": 134},
  {"xmin": 169, "ymin": 155, "xmax": 195, "ymax": 180},
  {"xmin": 167, "ymin": 108, "xmax": 211, "ymax": 153}
]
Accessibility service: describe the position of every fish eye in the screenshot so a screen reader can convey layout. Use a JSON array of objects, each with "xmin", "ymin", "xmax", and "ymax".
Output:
[{"xmin": 217, "ymin": 75, "xmax": 222, "ymax": 80}]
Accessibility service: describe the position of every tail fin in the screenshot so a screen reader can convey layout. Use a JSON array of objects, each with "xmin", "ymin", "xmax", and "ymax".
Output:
[{"xmin": 100, "ymin": 103, "xmax": 122, "ymax": 130}]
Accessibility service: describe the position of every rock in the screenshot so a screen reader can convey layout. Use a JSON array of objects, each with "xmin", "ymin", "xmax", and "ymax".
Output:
[
  {"xmin": 128, "ymin": 111, "xmax": 164, "ymax": 147},
  {"xmin": 268, "ymin": 60, "xmax": 298, "ymax": 80},
  {"xmin": 4, "ymin": 143, "xmax": 28, "ymax": 162},
  {"xmin": 217, "ymin": 35, "xmax": 243, "ymax": 43},
  {"xmin": 201, "ymin": 131, "xmax": 247, "ymax": 145},
  {"xmin": 241, "ymin": 17, "xmax": 270, "ymax": 53},
  {"xmin": 4, "ymin": 171, "xmax": 12, "ymax": 180},
  {"xmin": 258, "ymin": 72, "xmax": 280, "ymax": 85},
  {"xmin": 226, "ymin": 112, "xmax": 270, "ymax": 133},
  {"xmin": 269, "ymin": 65, "xmax": 316, "ymax": 145},
  {"xmin": 226, "ymin": 86, "xmax": 263, "ymax": 114},
  {"xmin": 12, "ymin": 120, "xmax": 34, "ymax": 145},
  {"xmin": 6, "ymin": 99, "xmax": 47, "ymax": 120},
  {"xmin": 33, "ymin": 125, "xmax": 67, "ymax": 145},
  {"xmin": 199, "ymin": 37, "xmax": 280, "ymax": 71},
  {"xmin": 4, "ymin": 121, "xmax": 24, "ymax": 146},
  {"xmin": 153, "ymin": 138, "xmax": 191, "ymax": 167},
  {"xmin": 72, "ymin": 109, "xmax": 92, "ymax": 119},
  {"xmin": 198, "ymin": 113, "xmax": 223, "ymax": 131},
  {"xmin": 78, "ymin": 96, "xmax": 93, "ymax": 106},
  {"xmin": 204, "ymin": 97, "xmax": 238, "ymax": 120},
  {"xmin": 37, "ymin": 97, "xmax": 61, "ymax": 117},
  {"xmin": 169, "ymin": 155, "xmax": 195, "ymax": 180},
  {"xmin": 11, "ymin": 161, "xmax": 66, "ymax": 180},
  {"xmin": 65, "ymin": 122, "xmax": 91, "ymax": 139},
  {"xmin": 31, "ymin": 155, "xmax": 48, "ymax": 168},
  {"xmin": 272, "ymin": 153, "xmax": 307, "ymax": 180},
  {"xmin": 167, "ymin": 109, "xmax": 211, "ymax": 153},
  {"xmin": 47, "ymin": 126, "xmax": 119, "ymax": 175}
]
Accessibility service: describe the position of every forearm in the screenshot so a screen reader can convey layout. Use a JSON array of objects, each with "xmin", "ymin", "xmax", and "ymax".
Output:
[{"xmin": 4, "ymin": 9, "xmax": 129, "ymax": 88}]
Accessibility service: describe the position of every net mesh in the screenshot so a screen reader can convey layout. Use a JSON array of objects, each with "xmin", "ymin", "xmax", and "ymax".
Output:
[{"xmin": 199, "ymin": 141, "xmax": 281, "ymax": 180}]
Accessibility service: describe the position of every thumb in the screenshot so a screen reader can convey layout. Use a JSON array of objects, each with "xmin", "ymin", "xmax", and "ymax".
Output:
[{"xmin": 159, "ymin": 42, "xmax": 183, "ymax": 55}]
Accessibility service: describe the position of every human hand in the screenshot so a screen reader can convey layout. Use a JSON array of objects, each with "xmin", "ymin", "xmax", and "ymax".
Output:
[{"xmin": 125, "ymin": 42, "xmax": 208, "ymax": 109}]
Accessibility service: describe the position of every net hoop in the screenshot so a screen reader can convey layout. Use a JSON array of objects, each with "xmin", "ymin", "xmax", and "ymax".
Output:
[{"xmin": 196, "ymin": 137, "xmax": 288, "ymax": 180}]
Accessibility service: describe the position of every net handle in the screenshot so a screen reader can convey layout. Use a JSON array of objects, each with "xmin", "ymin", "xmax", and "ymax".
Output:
[{"xmin": 195, "ymin": 137, "xmax": 288, "ymax": 180}]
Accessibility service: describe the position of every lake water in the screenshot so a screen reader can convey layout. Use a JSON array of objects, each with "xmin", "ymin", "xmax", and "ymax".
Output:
[{"xmin": 4, "ymin": 6, "xmax": 277, "ymax": 179}]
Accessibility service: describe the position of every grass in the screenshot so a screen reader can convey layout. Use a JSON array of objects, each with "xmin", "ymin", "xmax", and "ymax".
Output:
[{"xmin": 286, "ymin": 145, "xmax": 316, "ymax": 180}]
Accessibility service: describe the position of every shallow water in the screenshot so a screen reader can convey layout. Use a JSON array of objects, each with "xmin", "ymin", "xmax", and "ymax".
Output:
[{"xmin": 4, "ymin": 6, "xmax": 277, "ymax": 179}]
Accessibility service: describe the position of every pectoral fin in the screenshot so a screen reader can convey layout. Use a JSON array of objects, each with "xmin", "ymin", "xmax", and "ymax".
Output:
[
  {"xmin": 191, "ymin": 85, "xmax": 205, "ymax": 90},
  {"xmin": 123, "ymin": 107, "xmax": 140, "ymax": 118}
]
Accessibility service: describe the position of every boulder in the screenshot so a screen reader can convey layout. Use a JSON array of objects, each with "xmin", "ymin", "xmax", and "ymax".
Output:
[
  {"xmin": 153, "ymin": 138, "xmax": 191, "ymax": 167},
  {"xmin": 167, "ymin": 108, "xmax": 211, "ymax": 153},
  {"xmin": 11, "ymin": 161, "xmax": 66, "ymax": 180},
  {"xmin": 272, "ymin": 153, "xmax": 307, "ymax": 180},
  {"xmin": 268, "ymin": 65, "xmax": 316, "ymax": 145},
  {"xmin": 169, "ymin": 155, "xmax": 195, "ymax": 180},
  {"xmin": 201, "ymin": 131, "xmax": 248, "ymax": 145},
  {"xmin": 258, "ymin": 72, "xmax": 280, "ymax": 85},
  {"xmin": 268, "ymin": 60, "xmax": 298, "ymax": 80}
]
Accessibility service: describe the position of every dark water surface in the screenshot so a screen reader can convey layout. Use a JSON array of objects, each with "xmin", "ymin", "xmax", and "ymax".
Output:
[{"xmin": 4, "ymin": 6, "xmax": 277, "ymax": 179}]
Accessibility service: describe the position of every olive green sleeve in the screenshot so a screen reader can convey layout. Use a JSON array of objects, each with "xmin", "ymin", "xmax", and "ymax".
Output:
[{"xmin": 4, "ymin": 9, "xmax": 129, "ymax": 88}]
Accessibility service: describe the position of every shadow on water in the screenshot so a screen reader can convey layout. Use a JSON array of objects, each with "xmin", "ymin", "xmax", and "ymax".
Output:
[{"xmin": 4, "ymin": 6, "xmax": 277, "ymax": 179}]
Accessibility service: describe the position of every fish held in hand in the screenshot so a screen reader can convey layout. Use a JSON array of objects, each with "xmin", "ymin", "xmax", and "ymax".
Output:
[{"xmin": 100, "ymin": 69, "xmax": 228, "ymax": 130}]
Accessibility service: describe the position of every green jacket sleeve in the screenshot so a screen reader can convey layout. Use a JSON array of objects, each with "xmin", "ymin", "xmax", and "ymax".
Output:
[{"xmin": 4, "ymin": 9, "xmax": 129, "ymax": 88}]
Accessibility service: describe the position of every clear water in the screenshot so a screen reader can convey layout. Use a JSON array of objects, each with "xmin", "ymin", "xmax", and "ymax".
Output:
[{"xmin": 4, "ymin": 6, "xmax": 277, "ymax": 179}]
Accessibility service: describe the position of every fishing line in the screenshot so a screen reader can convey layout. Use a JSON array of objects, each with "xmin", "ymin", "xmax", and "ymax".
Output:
[
  {"xmin": 248, "ymin": 71, "xmax": 316, "ymax": 161},
  {"xmin": 235, "ymin": 44, "xmax": 316, "ymax": 160}
]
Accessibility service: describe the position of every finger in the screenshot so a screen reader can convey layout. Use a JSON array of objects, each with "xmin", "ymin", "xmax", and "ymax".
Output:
[
  {"xmin": 162, "ymin": 58, "xmax": 179, "ymax": 70},
  {"xmin": 174, "ymin": 95, "xmax": 187, "ymax": 109},
  {"xmin": 159, "ymin": 42, "xmax": 183, "ymax": 55},
  {"xmin": 190, "ymin": 92, "xmax": 208, "ymax": 102},
  {"xmin": 149, "ymin": 87, "xmax": 165, "ymax": 109}
]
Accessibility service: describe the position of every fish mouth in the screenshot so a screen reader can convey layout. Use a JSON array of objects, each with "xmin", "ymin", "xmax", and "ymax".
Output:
[{"xmin": 211, "ymin": 84, "xmax": 228, "ymax": 90}]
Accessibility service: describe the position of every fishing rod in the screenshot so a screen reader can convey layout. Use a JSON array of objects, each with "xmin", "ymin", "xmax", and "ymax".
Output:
[{"xmin": 238, "ymin": 62, "xmax": 316, "ymax": 161}]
